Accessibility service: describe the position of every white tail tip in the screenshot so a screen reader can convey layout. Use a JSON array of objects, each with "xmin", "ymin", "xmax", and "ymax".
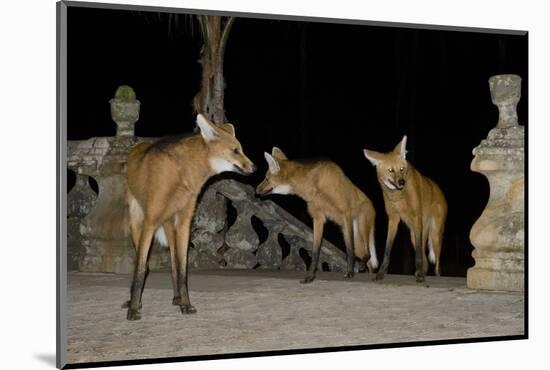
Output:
[
  {"xmin": 369, "ymin": 227, "xmax": 378, "ymax": 269},
  {"xmin": 154, "ymin": 227, "xmax": 169, "ymax": 248},
  {"xmin": 428, "ymin": 241, "xmax": 436, "ymax": 264}
]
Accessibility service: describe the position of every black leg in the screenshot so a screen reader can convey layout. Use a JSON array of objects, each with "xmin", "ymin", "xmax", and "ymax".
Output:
[
  {"xmin": 343, "ymin": 221, "xmax": 355, "ymax": 279},
  {"xmin": 301, "ymin": 218, "xmax": 324, "ymax": 284},
  {"xmin": 127, "ymin": 225, "xmax": 154, "ymax": 321},
  {"xmin": 174, "ymin": 204, "xmax": 197, "ymax": 315},
  {"xmin": 414, "ymin": 229, "xmax": 425, "ymax": 283},
  {"xmin": 375, "ymin": 217, "xmax": 399, "ymax": 281}
]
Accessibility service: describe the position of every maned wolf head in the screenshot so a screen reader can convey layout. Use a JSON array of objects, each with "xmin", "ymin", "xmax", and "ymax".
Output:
[
  {"xmin": 256, "ymin": 147, "xmax": 293, "ymax": 196},
  {"xmin": 363, "ymin": 135, "xmax": 409, "ymax": 191},
  {"xmin": 196, "ymin": 114, "xmax": 256, "ymax": 175}
]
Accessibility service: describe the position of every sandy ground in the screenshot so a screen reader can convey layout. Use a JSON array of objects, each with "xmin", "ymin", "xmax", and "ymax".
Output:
[{"xmin": 65, "ymin": 270, "xmax": 524, "ymax": 365}]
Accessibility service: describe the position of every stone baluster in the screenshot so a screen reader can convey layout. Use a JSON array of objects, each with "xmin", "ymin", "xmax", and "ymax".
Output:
[
  {"xmin": 223, "ymin": 186, "xmax": 259, "ymax": 269},
  {"xmin": 189, "ymin": 188, "xmax": 227, "ymax": 269},
  {"xmin": 67, "ymin": 173, "xmax": 98, "ymax": 270},
  {"xmin": 467, "ymin": 74, "xmax": 525, "ymax": 292},
  {"xmin": 256, "ymin": 220, "xmax": 284, "ymax": 269},
  {"xmin": 224, "ymin": 208, "xmax": 259, "ymax": 268},
  {"xmin": 280, "ymin": 234, "xmax": 307, "ymax": 271}
]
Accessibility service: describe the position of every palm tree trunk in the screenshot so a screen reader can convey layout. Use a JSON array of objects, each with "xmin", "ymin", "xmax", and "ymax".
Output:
[
  {"xmin": 192, "ymin": 16, "xmax": 237, "ymax": 267},
  {"xmin": 193, "ymin": 16, "xmax": 235, "ymax": 125}
]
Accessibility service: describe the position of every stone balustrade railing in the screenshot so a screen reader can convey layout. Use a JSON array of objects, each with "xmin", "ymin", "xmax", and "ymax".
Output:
[
  {"xmin": 68, "ymin": 78, "xmax": 525, "ymax": 292},
  {"xmin": 205, "ymin": 179, "xmax": 346, "ymax": 272},
  {"xmin": 67, "ymin": 86, "xmax": 347, "ymax": 274}
]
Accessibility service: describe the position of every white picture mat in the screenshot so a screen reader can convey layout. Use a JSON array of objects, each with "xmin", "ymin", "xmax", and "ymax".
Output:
[{"xmin": 0, "ymin": 0, "xmax": 545, "ymax": 369}]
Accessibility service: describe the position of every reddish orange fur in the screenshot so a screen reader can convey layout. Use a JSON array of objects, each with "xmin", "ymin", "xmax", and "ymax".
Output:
[
  {"xmin": 364, "ymin": 136, "xmax": 447, "ymax": 281},
  {"xmin": 124, "ymin": 114, "xmax": 255, "ymax": 320},
  {"xmin": 257, "ymin": 147, "xmax": 377, "ymax": 283}
]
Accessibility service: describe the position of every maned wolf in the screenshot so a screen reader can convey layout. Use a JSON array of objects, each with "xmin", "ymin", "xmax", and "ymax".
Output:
[
  {"xmin": 124, "ymin": 114, "xmax": 256, "ymax": 320},
  {"xmin": 256, "ymin": 147, "xmax": 377, "ymax": 283},
  {"xmin": 363, "ymin": 135, "xmax": 447, "ymax": 282}
]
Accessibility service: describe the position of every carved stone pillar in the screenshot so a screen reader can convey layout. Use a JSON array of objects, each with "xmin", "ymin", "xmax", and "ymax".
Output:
[
  {"xmin": 69, "ymin": 86, "xmax": 169, "ymax": 274},
  {"xmin": 467, "ymin": 74, "xmax": 525, "ymax": 292}
]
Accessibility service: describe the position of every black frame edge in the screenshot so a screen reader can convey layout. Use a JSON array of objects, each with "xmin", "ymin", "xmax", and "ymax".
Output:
[{"xmin": 57, "ymin": 1, "xmax": 68, "ymax": 368}]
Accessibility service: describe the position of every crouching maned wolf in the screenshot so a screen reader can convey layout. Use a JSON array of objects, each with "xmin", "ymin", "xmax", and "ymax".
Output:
[
  {"xmin": 124, "ymin": 113, "xmax": 256, "ymax": 320},
  {"xmin": 363, "ymin": 135, "xmax": 447, "ymax": 282},
  {"xmin": 256, "ymin": 147, "xmax": 377, "ymax": 283}
]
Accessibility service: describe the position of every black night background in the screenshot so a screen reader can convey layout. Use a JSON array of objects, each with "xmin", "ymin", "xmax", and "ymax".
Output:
[{"xmin": 67, "ymin": 7, "xmax": 527, "ymax": 277}]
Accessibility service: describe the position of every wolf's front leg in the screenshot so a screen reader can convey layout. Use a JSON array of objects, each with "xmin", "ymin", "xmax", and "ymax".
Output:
[
  {"xmin": 375, "ymin": 216, "xmax": 399, "ymax": 281},
  {"xmin": 301, "ymin": 218, "xmax": 324, "ymax": 284},
  {"xmin": 412, "ymin": 225, "xmax": 425, "ymax": 283}
]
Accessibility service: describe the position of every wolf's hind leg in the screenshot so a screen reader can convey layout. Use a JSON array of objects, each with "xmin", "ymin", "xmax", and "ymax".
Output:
[
  {"xmin": 353, "ymin": 218, "xmax": 368, "ymax": 273},
  {"xmin": 342, "ymin": 217, "xmax": 355, "ymax": 279}
]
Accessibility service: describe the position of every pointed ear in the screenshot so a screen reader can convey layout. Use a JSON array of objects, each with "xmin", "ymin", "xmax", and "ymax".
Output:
[
  {"xmin": 220, "ymin": 123, "xmax": 235, "ymax": 137},
  {"xmin": 264, "ymin": 152, "xmax": 280, "ymax": 174},
  {"xmin": 363, "ymin": 149, "xmax": 383, "ymax": 167},
  {"xmin": 394, "ymin": 135, "xmax": 407, "ymax": 160},
  {"xmin": 271, "ymin": 146, "xmax": 288, "ymax": 161},
  {"xmin": 196, "ymin": 114, "xmax": 219, "ymax": 142}
]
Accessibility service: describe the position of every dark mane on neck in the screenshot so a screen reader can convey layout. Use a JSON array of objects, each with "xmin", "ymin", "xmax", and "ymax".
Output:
[
  {"xmin": 145, "ymin": 132, "xmax": 197, "ymax": 153},
  {"xmin": 291, "ymin": 156, "xmax": 332, "ymax": 165}
]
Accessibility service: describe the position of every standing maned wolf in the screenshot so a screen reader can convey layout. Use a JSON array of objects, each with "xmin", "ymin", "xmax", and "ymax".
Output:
[
  {"xmin": 363, "ymin": 135, "xmax": 447, "ymax": 282},
  {"xmin": 256, "ymin": 147, "xmax": 377, "ymax": 283},
  {"xmin": 124, "ymin": 114, "xmax": 256, "ymax": 320}
]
